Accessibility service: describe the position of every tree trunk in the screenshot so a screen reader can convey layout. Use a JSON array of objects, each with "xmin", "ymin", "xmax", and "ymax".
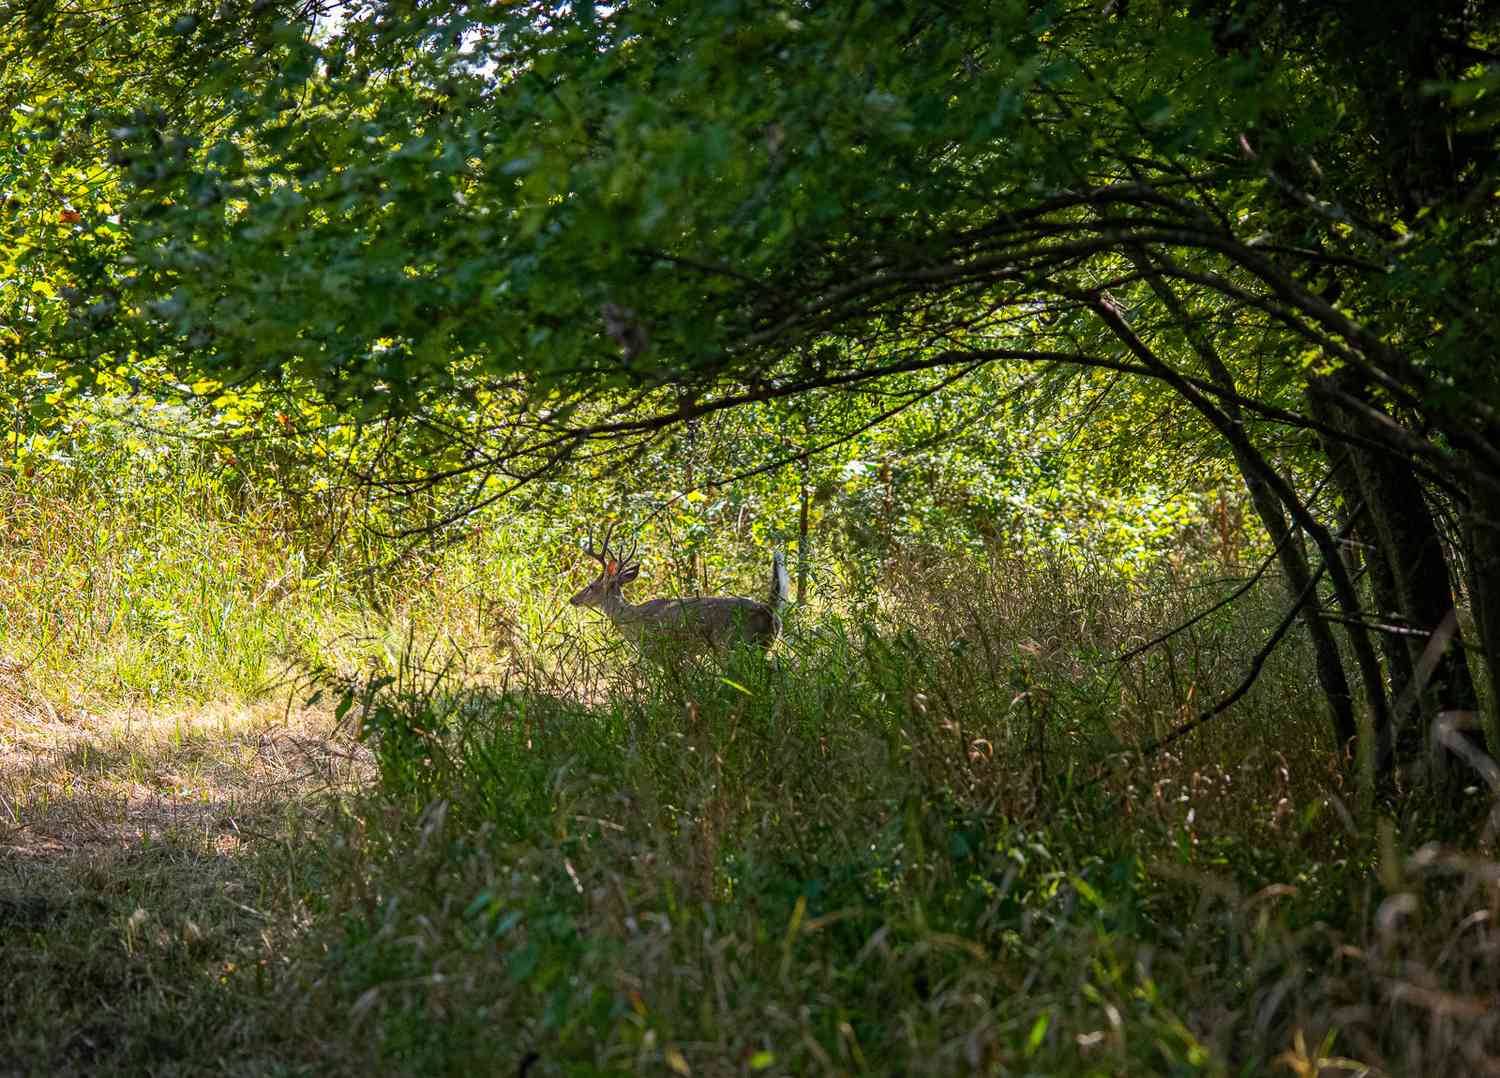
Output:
[
  {"xmin": 796, "ymin": 463, "xmax": 810, "ymax": 607},
  {"xmin": 1463, "ymin": 476, "xmax": 1500, "ymax": 741},
  {"xmin": 1239, "ymin": 461, "xmax": 1358, "ymax": 748},
  {"xmin": 1088, "ymin": 292, "xmax": 1390, "ymax": 767},
  {"xmin": 1316, "ymin": 377, "xmax": 1484, "ymax": 793},
  {"xmin": 1308, "ymin": 391, "xmax": 1410, "ymax": 773}
]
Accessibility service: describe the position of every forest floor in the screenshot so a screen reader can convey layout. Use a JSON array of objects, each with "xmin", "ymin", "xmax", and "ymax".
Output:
[
  {"xmin": 3, "ymin": 498, "xmax": 1497, "ymax": 1075},
  {"xmin": 0, "ymin": 668, "xmax": 366, "ymax": 1077}
]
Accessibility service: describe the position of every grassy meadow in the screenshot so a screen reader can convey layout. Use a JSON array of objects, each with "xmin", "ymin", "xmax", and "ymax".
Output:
[{"xmin": 2, "ymin": 426, "xmax": 1498, "ymax": 1078}]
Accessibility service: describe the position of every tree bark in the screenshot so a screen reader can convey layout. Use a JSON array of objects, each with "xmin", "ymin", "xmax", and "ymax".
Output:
[
  {"xmin": 1462, "ymin": 476, "xmax": 1500, "ymax": 741},
  {"xmin": 1307, "ymin": 389, "xmax": 1407, "ymax": 776},
  {"xmin": 796, "ymin": 462, "xmax": 810, "ymax": 607},
  {"xmin": 1086, "ymin": 292, "xmax": 1390, "ymax": 767},
  {"xmin": 1314, "ymin": 376, "xmax": 1484, "ymax": 792}
]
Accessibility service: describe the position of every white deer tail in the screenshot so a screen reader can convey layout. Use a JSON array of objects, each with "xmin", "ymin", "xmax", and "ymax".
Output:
[{"xmin": 769, "ymin": 550, "xmax": 792, "ymax": 611}]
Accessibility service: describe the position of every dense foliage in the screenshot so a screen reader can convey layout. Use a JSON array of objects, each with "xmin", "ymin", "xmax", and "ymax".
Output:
[
  {"xmin": 4, "ymin": 3, "xmax": 1500, "ymax": 1074},
  {"xmin": 13, "ymin": 0, "xmax": 1498, "ymax": 796}
]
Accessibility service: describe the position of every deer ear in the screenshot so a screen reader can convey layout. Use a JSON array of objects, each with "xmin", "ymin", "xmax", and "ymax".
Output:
[{"xmin": 606, "ymin": 559, "xmax": 618, "ymax": 574}]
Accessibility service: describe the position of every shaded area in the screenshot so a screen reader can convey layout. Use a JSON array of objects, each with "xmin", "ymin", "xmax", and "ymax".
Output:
[{"xmin": 0, "ymin": 690, "xmax": 370, "ymax": 1078}]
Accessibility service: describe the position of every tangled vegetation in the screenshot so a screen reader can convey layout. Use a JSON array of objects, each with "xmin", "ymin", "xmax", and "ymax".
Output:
[{"xmin": 4, "ymin": 2, "xmax": 1500, "ymax": 1075}]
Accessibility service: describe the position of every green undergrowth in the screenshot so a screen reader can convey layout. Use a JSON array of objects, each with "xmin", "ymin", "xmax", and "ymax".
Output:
[
  {"xmin": 6, "ymin": 423, "xmax": 1499, "ymax": 1076},
  {"xmin": 0, "ymin": 430, "xmax": 570, "ymax": 713},
  {"xmin": 1, "ymin": 449, "xmax": 346, "ymax": 709},
  {"xmin": 293, "ymin": 572, "xmax": 1500, "ymax": 1077}
]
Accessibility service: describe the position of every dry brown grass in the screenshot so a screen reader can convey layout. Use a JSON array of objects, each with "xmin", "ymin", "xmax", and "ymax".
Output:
[{"xmin": 0, "ymin": 676, "xmax": 371, "ymax": 1078}]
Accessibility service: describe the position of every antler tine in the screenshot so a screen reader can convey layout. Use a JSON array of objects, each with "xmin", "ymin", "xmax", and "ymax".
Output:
[
  {"xmin": 623, "ymin": 531, "xmax": 641, "ymax": 568},
  {"xmin": 583, "ymin": 521, "xmax": 616, "ymax": 565}
]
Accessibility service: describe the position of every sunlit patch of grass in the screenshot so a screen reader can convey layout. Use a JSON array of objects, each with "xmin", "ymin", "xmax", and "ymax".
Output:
[
  {"xmin": 0, "ymin": 467, "xmax": 325, "ymax": 710},
  {"xmin": 0, "ymin": 447, "xmax": 609, "ymax": 718},
  {"xmin": 0, "ymin": 701, "xmax": 370, "ymax": 1077},
  {"xmin": 2, "ymin": 701, "xmax": 361, "ymax": 844}
]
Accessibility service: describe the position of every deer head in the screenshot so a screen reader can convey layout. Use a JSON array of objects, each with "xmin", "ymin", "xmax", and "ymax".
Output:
[{"xmin": 569, "ymin": 523, "xmax": 641, "ymax": 608}]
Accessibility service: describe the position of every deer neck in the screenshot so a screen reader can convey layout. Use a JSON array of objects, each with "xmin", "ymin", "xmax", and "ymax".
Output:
[
  {"xmin": 597, "ymin": 588, "xmax": 657, "ymax": 645},
  {"xmin": 596, "ymin": 587, "xmax": 637, "ymax": 623}
]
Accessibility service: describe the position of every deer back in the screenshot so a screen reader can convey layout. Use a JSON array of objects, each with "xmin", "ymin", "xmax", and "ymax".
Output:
[{"xmin": 615, "ymin": 595, "xmax": 780, "ymax": 654}]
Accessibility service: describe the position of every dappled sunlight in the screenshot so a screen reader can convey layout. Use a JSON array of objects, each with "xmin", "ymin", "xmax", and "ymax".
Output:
[
  {"xmin": 2, "ymin": 700, "xmax": 369, "ymax": 861},
  {"xmin": 0, "ymin": 697, "xmax": 373, "ymax": 1073},
  {"xmin": 3, "ymin": 0, "xmax": 1500, "ymax": 1071}
]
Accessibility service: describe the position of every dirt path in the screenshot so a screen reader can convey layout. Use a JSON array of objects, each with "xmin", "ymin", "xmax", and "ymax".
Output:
[{"xmin": 0, "ymin": 678, "xmax": 370, "ymax": 1077}]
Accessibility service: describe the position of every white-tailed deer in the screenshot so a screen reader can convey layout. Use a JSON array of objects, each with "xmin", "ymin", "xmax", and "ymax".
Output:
[{"xmin": 569, "ymin": 525, "xmax": 789, "ymax": 656}]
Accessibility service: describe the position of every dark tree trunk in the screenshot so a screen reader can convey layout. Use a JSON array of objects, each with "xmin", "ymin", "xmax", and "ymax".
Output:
[
  {"xmin": 1462, "ymin": 477, "xmax": 1500, "ymax": 738},
  {"xmin": 1194, "ymin": 426, "xmax": 1388, "ymax": 760},
  {"xmin": 1360, "ymin": 526, "xmax": 1415, "ymax": 704},
  {"xmin": 1310, "ymin": 391, "xmax": 1411, "ymax": 771},
  {"xmin": 1351, "ymin": 445, "xmax": 1476, "ymax": 708},
  {"xmin": 796, "ymin": 466, "xmax": 811, "ymax": 607},
  {"xmin": 1317, "ymin": 378, "xmax": 1484, "ymax": 793},
  {"xmin": 1240, "ymin": 463, "xmax": 1358, "ymax": 749},
  {"xmin": 1087, "ymin": 291, "xmax": 1389, "ymax": 765}
]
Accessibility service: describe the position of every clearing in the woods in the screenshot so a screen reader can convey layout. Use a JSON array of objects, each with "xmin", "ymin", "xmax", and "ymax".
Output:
[{"xmin": 1, "ymin": 687, "xmax": 367, "ymax": 1077}]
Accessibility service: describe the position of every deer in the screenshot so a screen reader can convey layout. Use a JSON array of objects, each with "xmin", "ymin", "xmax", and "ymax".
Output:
[{"xmin": 568, "ymin": 524, "xmax": 790, "ymax": 657}]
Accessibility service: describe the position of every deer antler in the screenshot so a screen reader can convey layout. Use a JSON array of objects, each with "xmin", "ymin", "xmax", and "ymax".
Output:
[
  {"xmin": 620, "ymin": 531, "xmax": 641, "ymax": 571},
  {"xmin": 583, "ymin": 522, "xmax": 617, "ymax": 567},
  {"xmin": 582, "ymin": 522, "xmax": 644, "ymax": 575}
]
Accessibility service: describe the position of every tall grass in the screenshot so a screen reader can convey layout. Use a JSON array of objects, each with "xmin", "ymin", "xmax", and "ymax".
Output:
[
  {"xmin": 1, "ymin": 451, "xmax": 320, "ymax": 708},
  {"xmin": 286, "ymin": 546, "xmax": 1500, "ymax": 1076},
  {"xmin": 6, "ymin": 417, "xmax": 1499, "ymax": 1076},
  {"xmin": 0, "ymin": 425, "xmax": 512, "ymax": 711}
]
